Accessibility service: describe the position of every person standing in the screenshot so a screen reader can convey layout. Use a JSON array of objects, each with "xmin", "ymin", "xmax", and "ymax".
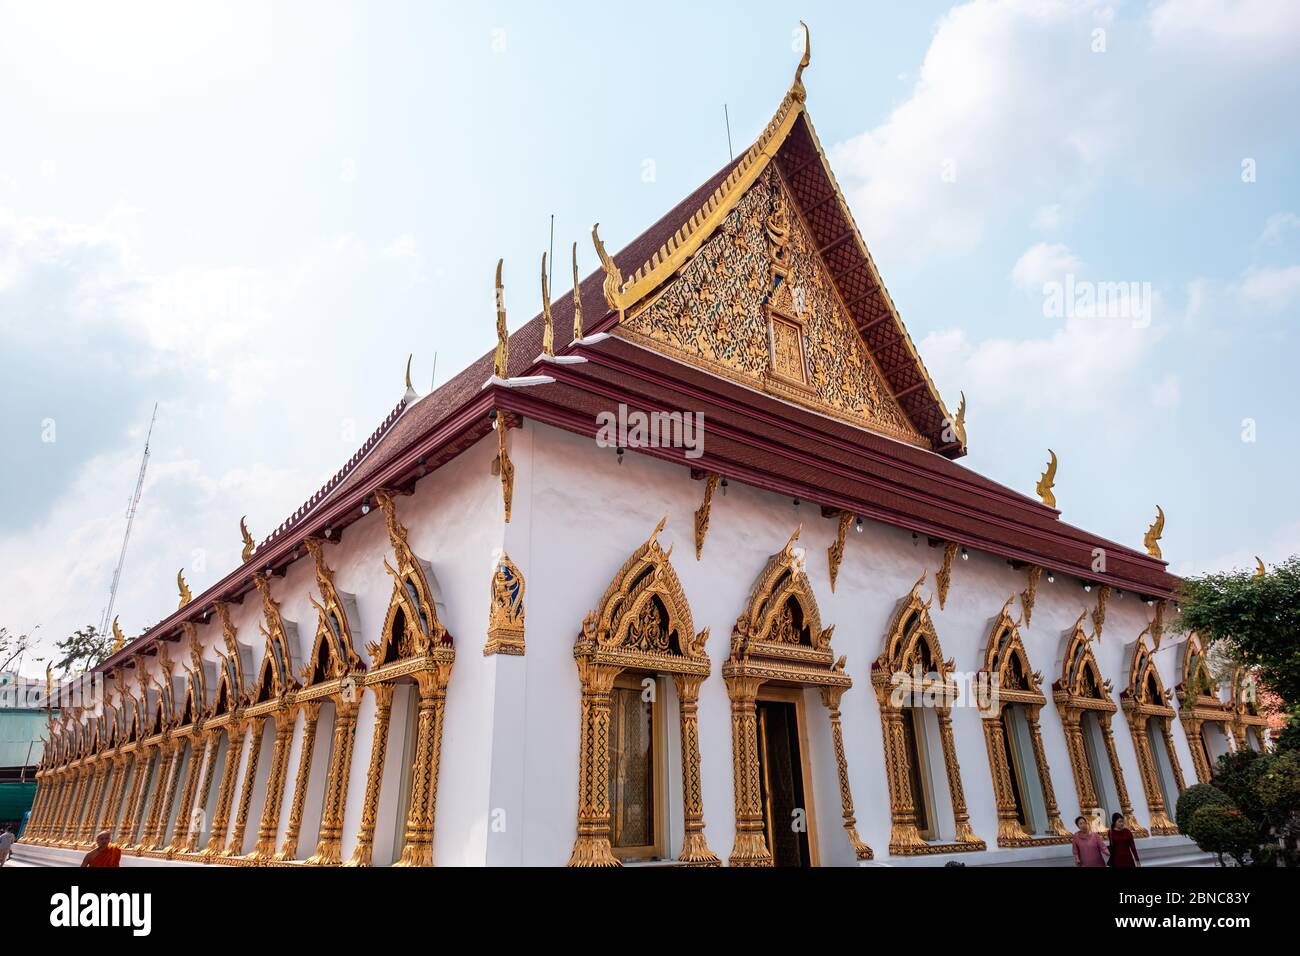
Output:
[
  {"xmin": 0, "ymin": 828, "xmax": 15, "ymax": 867},
  {"xmin": 1071, "ymin": 815, "xmax": 1108, "ymax": 867},
  {"xmin": 80, "ymin": 830, "xmax": 122, "ymax": 868},
  {"xmin": 1107, "ymin": 812, "xmax": 1141, "ymax": 867}
]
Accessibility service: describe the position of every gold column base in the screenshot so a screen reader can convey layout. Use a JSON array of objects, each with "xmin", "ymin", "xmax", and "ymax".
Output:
[
  {"xmin": 888, "ymin": 822, "xmax": 928, "ymax": 853},
  {"xmin": 845, "ymin": 827, "xmax": 874, "ymax": 861},
  {"xmin": 676, "ymin": 831, "xmax": 722, "ymax": 866},
  {"xmin": 1148, "ymin": 810, "xmax": 1179, "ymax": 836},
  {"xmin": 996, "ymin": 817, "xmax": 1030, "ymax": 845},
  {"xmin": 727, "ymin": 830, "xmax": 773, "ymax": 867},
  {"xmin": 303, "ymin": 845, "xmax": 344, "ymax": 867},
  {"xmin": 392, "ymin": 841, "xmax": 433, "ymax": 867},
  {"xmin": 567, "ymin": 834, "xmax": 621, "ymax": 867}
]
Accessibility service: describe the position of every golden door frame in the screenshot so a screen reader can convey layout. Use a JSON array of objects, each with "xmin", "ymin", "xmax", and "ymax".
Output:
[
  {"xmin": 1230, "ymin": 666, "xmax": 1270, "ymax": 752},
  {"xmin": 1176, "ymin": 633, "xmax": 1234, "ymax": 783},
  {"xmin": 567, "ymin": 517, "xmax": 720, "ymax": 867},
  {"xmin": 725, "ymin": 526, "xmax": 873, "ymax": 866},
  {"xmin": 1051, "ymin": 616, "xmax": 1145, "ymax": 836},
  {"xmin": 977, "ymin": 597, "xmax": 1070, "ymax": 847},
  {"xmin": 1119, "ymin": 630, "xmax": 1184, "ymax": 836},
  {"xmin": 872, "ymin": 574, "xmax": 985, "ymax": 856}
]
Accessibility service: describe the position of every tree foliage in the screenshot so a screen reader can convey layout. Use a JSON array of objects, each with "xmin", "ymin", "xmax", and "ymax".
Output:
[
  {"xmin": 1175, "ymin": 782, "xmax": 1231, "ymax": 834},
  {"xmin": 51, "ymin": 624, "xmax": 112, "ymax": 676},
  {"xmin": 1177, "ymin": 555, "xmax": 1300, "ymax": 716}
]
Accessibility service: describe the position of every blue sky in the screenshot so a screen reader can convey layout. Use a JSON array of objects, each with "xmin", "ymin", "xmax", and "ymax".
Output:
[{"xmin": 2, "ymin": 0, "xmax": 1298, "ymax": 670}]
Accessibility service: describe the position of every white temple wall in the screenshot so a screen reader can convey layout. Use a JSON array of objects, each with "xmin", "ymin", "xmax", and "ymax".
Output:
[{"xmin": 508, "ymin": 417, "xmax": 1187, "ymax": 863}]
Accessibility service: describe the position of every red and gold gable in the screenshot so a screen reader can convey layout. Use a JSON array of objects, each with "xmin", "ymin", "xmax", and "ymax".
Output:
[{"xmin": 617, "ymin": 166, "xmax": 926, "ymax": 448}]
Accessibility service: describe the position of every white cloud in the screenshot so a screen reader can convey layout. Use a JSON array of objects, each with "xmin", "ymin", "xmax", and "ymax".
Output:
[
  {"xmin": 1256, "ymin": 212, "xmax": 1300, "ymax": 247},
  {"xmin": 828, "ymin": 0, "xmax": 1300, "ymax": 258},
  {"xmin": 1011, "ymin": 241, "xmax": 1083, "ymax": 291},
  {"xmin": 1238, "ymin": 264, "xmax": 1300, "ymax": 312}
]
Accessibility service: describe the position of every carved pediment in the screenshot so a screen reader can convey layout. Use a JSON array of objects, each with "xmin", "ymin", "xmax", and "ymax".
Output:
[{"xmin": 619, "ymin": 166, "xmax": 924, "ymax": 447}]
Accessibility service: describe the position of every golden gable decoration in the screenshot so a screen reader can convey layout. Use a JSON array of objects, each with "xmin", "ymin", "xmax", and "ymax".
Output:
[{"xmin": 619, "ymin": 166, "xmax": 924, "ymax": 446}]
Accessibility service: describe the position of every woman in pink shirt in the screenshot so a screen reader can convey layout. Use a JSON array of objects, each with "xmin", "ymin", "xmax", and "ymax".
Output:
[{"xmin": 1071, "ymin": 815, "xmax": 1109, "ymax": 867}]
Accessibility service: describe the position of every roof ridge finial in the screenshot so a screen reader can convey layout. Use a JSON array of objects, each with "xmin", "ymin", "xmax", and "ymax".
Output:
[
  {"xmin": 592, "ymin": 223, "xmax": 624, "ymax": 314},
  {"xmin": 571, "ymin": 241, "xmax": 584, "ymax": 340},
  {"xmin": 791, "ymin": 20, "xmax": 811, "ymax": 102},
  {"xmin": 541, "ymin": 251, "xmax": 554, "ymax": 356},
  {"xmin": 494, "ymin": 259, "xmax": 509, "ymax": 379},
  {"xmin": 403, "ymin": 353, "xmax": 419, "ymax": 403}
]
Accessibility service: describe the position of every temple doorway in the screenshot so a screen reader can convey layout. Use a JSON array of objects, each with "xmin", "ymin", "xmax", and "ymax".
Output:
[{"xmin": 756, "ymin": 695, "xmax": 812, "ymax": 867}]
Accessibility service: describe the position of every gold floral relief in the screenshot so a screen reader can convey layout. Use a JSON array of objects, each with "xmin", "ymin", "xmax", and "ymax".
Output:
[{"xmin": 620, "ymin": 166, "xmax": 925, "ymax": 446}]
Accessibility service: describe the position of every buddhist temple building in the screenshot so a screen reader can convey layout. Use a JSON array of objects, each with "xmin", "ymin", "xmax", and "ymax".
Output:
[{"xmin": 21, "ymin": 27, "xmax": 1251, "ymax": 867}]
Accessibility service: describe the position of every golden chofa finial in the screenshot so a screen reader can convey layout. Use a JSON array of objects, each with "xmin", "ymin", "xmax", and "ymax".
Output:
[
  {"xmin": 239, "ymin": 515, "xmax": 255, "ymax": 563},
  {"xmin": 111, "ymin": 616, "xmax": 126, "ymax": 654},
  {"xmin": 177, "ymin": 569, "xmax": 192, "ymax": 608},
  {"xmin": 571, "ymin": 241, "xmax": 584, "ymax": 340},
  {"xmin": 494, "ymin": 259, "xmax": 509, "ymax": 379},
  {"xmin": 1035, "ymin": 449, "xmax": 1058, "ymax": 508},
  {"xmin": 791, "ymin": 20, "xmax": 811, "ymax": 101},
  {"xmin": 592, "ymin": 223, "xmax": 624, "ymax": 313},
  {"xmin": 953, "ymin": 390, "xmax": 967, "ymax": 447},
  {"xmin": 1256, "ymin": 556, "xmax": 1266, "ymax": 577},
  {"xmin": 541, "ymin": 251, "xmax": 554, "ymax": 356},
  {"xmin": 1144, "ymin": 505, "xmax": 1165, "ymax": 559}
]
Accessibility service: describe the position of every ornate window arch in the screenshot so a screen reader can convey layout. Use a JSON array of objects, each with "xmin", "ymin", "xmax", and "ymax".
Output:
[
  {"xmin": 723, "ymin": 526, "xmax": 870, "ymax": 866},
  {"xmin": 568, "ymin": 517, "xmax": 718, "ymax": 867},
  {"xmin": 1052, "ymin": 615, "xmax": 1144, "ymax": 834},
  {"xmin": 872, "ymin": 574, "xmax": 985, "ymax": 855},
  {"xmin": 1177, "ymin": 632, "xmax": 1235, "ymax": 782},
  {"xmin": 1231, "ymin": 666, "xmax": 1270, "ymax": 752},
  {"xmin": 351, "ymin": 489, "xmax": 457, "ymax": 869},
  {"xmin": 1119, "ymin": 629, "xmax": 1184, "ymax": 835},
  {"xmin": 977, "ymin": 598, "xmax": 1069, "ymax": 846}
]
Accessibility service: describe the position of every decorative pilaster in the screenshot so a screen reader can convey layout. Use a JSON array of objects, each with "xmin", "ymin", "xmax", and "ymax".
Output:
[
  {"xmin": 276, "ymin": 703, "xmax": 321, "ymax": 861},
  {"xmin": 224, "ymin": 718, "xmax": 265, "ymax": 855},
  {"xmin": 100, "ymin": 756, "xmax": 132, "ymax": 841},
  {"xmin": 77, "ymin": 761, "xmax": 110, "ymax": 846},
  {"xmin": 166, "ymin": 734, "xmax": 206, "ymax": 855},
  {"xmin": 344, "ymin": 685, "xmax": 395, "ymax": 867},
  {"xmin": 820, "ymin": 685, "xmax": 874, "ymax": 860},
  {"xmin": 1130, "ymin": 721, "xmax": 1177, "ymax": 835},
  {"xmin": 118, "ymin": 751, "xmax": 152, "ymax": 849},
  {"xmin": 187, "ymin": 733, "xmax": 223, "ymax": 853},
  {"xmin": 726, "ymin": 674, "xmax": 772, "ymax": 867},
  {"xmin": 881, "ymin": 708, "xmax": 925, "ymax": 851},
  {"xmin": 248, "ymin": 710, "xmax": 296, "ymax": 861},
  {"xmin": 394, "ymin": 664, "xmax": 452, "ymax": 867},
  {"xmin": 141, "ymin": 741, "xmax": 178, "ymax": 850},
  {"xmin": 983, "ymin": 716, "xmax": 1030, "ymax": 845},
  {"xmin": 567, "ymin": 661, "xmax": 622, "ymax": 867},
  {"xmin": 1027, "ymin": 712, "xmax": 1069, "ymax": 836},
  {"xmin": 305, "ymin": 698, "xmax": 359, "ymax": 865},
  {"xmin": 1163, "ymin": 723, "xmax": 1187, "ymax": 793},
  {"xmin": 937, "ymin": 710, "xmax": 982, "ymax": 844},
  {"xmin": 1063, "ymin": 715, "xmax": 1100, "ymax": 823},
  {"xmin": 1101, "ymin": 720, "xmax": 1146, "ymax": 836},
  {"xmin": 55, "ymin": 767, "xmax": 87, "ymax": 845},
  {"xmin": 671, "ymin": 673, "xmax": 720, "ymax": 865}
]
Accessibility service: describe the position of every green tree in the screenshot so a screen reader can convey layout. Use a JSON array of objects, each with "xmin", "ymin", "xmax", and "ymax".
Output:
[
  {"xmin": 51, "ymin": 624, "xmax": 112, "ymax": 676},
  {"xmin": 1177, "ymin": 556, "xmax": 1300, "ymax": 716},
  {"xmin": 1175, "ymin": 782, "xmax": 1231, "ymax": 834},
  {"xmin": 1187, "ymin": 803, "xmax": 1260, "ymax": 867}
]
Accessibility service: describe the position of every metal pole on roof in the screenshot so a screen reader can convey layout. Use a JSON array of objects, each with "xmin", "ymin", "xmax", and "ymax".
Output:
[
  {"xmin": 97, "ymin": 403, "xmax": 157, "ymax": 641},
  {"xmin": 725, "ymin": 104, "xmax": 734, "ymax": 161},
  {"xmin": 548, "ymin": 214, "xmax": 555, "ymax": 300}
]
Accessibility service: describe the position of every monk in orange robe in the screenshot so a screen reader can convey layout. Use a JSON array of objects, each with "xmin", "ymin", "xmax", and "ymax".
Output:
[{"xmin": 81, "ymin": 831, "xmax": 122, "ymax": 868}]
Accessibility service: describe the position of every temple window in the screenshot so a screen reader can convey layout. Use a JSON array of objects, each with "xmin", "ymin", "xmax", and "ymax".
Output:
[{"xmin": 608, "ymin": 672, "xmax": 663, "ymax": 861}]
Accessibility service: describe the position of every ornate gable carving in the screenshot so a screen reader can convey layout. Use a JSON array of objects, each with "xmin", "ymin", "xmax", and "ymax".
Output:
[
  {"xmin": 619, "ymin": 166, "xmax": 924, "ymax": 446},
  {"xmin": 370, "ymin": 489, "xmax": 453, "ymax": 669}
]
